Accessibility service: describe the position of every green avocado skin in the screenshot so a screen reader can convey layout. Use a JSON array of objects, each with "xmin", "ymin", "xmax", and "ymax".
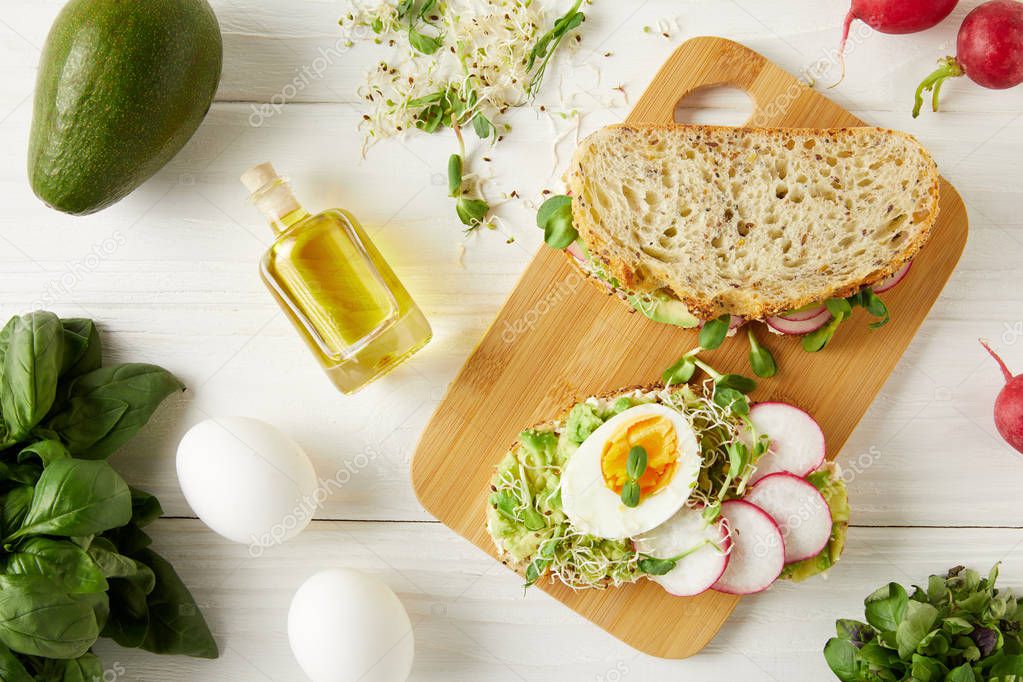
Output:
[{"xmin": 28, "ymin": 0, "xmax": 223, "ymax": 215}]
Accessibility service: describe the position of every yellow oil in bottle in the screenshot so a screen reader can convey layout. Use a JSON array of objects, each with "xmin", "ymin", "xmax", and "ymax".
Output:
[{"xmin": 242, "ymin": 163, "xmax": 431, "ymax": 394}]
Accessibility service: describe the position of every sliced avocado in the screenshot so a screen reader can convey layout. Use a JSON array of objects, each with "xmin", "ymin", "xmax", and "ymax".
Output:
[{"xmin": 627, "ymin": 290, "xmax": 700, "ymax": 328}]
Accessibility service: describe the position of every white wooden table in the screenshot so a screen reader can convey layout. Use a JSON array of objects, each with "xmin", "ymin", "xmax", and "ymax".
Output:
[{"xmin": 2, "ymin": 1, "xmax": 1023, "ymax": 679}]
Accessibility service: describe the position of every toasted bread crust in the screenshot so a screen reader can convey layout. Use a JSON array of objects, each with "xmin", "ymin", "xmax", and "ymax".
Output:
[{"xmin": 567, "ymin": 124, "xmax": 941, "ymax": 320}]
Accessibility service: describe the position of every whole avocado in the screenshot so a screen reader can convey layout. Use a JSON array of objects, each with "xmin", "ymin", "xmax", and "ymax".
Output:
[{"xmin": 28, "ymin": 0, "xmax": 223, "ymax": 215}]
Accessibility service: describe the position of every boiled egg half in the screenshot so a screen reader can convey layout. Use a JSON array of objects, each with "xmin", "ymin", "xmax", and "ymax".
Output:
[{"xmin": 561, "ymin": 403, "xmax": 701, "ymax": 540}]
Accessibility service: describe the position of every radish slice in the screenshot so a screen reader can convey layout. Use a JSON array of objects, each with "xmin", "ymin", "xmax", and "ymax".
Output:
[
  {"xmin": 779, "ymin": 304, "xmax": 828, "ymax": 322},
  {"xmin": 565, "ymin": 242, "xmax": 587, "ymax": 263},
  {"xmin": 765, "ymin": 309, "xmax": 832, "ymax": 335},
  {"xmin": 633, "ymin": 506, "xmax": 731, "ymax": 597},
  {"xmin": 872, "ymin": 261, "xmax": 912, "ymax": 294},
  {"xmin": 745, "ymin": 473, "xmax": 833, "ymax": 564},
  {"xmin": 748, "ymin": 402, "xmax": 827, "ymax": 484},
  {"xmin": 711, "ymin": 500, "xmax": 784, "ymax": 595}
]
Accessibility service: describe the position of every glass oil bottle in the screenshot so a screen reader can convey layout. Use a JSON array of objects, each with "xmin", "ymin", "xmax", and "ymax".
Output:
[{"xmin": 241, "ymin": 163, "xmax": 431, "ymax": 394}]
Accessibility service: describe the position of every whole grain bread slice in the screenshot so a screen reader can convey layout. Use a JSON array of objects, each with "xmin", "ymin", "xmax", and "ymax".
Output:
[{"xmin": 566, "ymin": 124, "xmax": 940, "ymax": 320}]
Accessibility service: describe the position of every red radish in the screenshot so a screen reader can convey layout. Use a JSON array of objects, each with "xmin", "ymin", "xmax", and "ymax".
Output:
[
  {"xmin": 766, "ymin": 308, "xmax": 832, "ymax": 336},
  {"xmin": 633, "ymin": 506, "xmax": 731, "ymax": 596},
  {"xmin": 980, "ymin": 339, "xmax": 1023, "ymax": 453},
  {"xmin": 838, "ymin": 0, "xmax": 959, "ymax": 77},
  {"xmin": 745, "ymin": 473, "xmax": 833, "ymax": 564},
  {"xmin": 914, "ymin": 0, "xmax": 1023, "ymax": 117},
  {"xmin": 711, "ymin": 500, "xmax": 784, "ymax": 595},
  {"xmin": 747, "ymin": 402, "xmax": 827, "ymax": 484},
  {"xmin": 565, "ymin": 241, "xmax": 587, "ymax": 263},
  {"xmin": 779, "ymin": 304, "xmax": 829, "ymax": 323},
  {"xmin": 872, "ymin": 261, "xmax": 913, "ymax": 294}
]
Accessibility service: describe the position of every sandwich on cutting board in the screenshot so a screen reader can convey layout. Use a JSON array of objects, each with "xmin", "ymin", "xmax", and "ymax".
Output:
[{"xmin": 542, "ymin": 124, "xmax": 940, "ymax": 349}]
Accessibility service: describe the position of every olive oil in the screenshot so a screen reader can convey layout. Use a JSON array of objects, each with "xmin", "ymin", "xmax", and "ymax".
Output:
[{"xmin": 241, "ymin": 163, "xmax": 431, "ymax": 394}]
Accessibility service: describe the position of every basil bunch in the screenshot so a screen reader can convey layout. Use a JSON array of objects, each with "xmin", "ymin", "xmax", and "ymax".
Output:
[
  {"xmin": 825, "ymin": 565, "xmax": 1023, "ymax": 681},
  {"xmin": 0, "ymin": 311, "xmax": 216, "ymax": 680}
]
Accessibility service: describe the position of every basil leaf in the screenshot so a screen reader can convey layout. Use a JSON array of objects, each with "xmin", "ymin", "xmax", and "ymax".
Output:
[
  {"xmin": 5, "ymin": 537, "xmax": 108, "ymax": 595},
  {"xmin": 57, "ymin": 653, "xmax": 104, "ymax": 682},
  {"xmin": 49, "ymin": 397, "xmax": 130, "ymax": 453},
  {"xmin": 88, "ymin": 538, "xmax": 147, "ymax": 581},
  {"xmin": 129, "ymin": 487, "xmax": 164, "ymax": 528},
  {"xmin": 102, "ymin": 574, "xmax": 151, "ymax": 649},
  {"xmin": 1, "ymin": 312, "xmax": 64, "ymax": 442},
  {"xmin": 59, "ymin": 318, "xmax": 101, "ymax": 380},
  {"xmin": 135, "ymin": 548, "xmax": 219, "ymax": 658},
  {"xmin": 0, "ymin": 641, "xmax": 32, "ymax": 682},
  {"xmin": 59, "ymin": 363, "xmax": 184, "ymax": 459},
  {"xmin": 1, "ymin": 486, "xmax": 34, "ymax": 539},
  {"xmin": 16, "ymin": 439, "xmax": 69, "ymax": 467},
  {"xmin": 5, "ymin": 459, "xmax": 131, "ymax": 542},
  {"xmin": 0, "ymin": 574, "xmax": 99, "ymax": 659}
]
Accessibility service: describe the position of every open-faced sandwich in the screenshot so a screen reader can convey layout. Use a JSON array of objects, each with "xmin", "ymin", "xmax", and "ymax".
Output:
[
  {"xmin": 486, "ymin": 370, "xmax": 849, "ymax": 596},
  {"xmin": 537, "ymin": 124, "xmax": 940, "ymax": 352}
]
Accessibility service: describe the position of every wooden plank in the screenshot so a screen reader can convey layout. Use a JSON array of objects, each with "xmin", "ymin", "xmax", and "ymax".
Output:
[
  {"xmin": 411, "ymin": 37, "xmax": 969, "ymax": 658},
  {"xmin": 98, "ymin": 520, "xmax": 1023, "ymax": 681}
]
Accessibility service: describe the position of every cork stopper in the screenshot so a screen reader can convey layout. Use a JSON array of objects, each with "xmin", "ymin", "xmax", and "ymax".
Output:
[
  {"xmin": 240, "ymin": 162, "xmax": 280, "ymax": 193},
  {"xmin": 241, "ymin": 162, "xmax": 302, "ymax": 226}
]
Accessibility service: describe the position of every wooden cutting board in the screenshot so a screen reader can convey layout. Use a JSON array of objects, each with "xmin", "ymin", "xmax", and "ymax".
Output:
[{"xmin": 411, "ymin": 37, "xmax": 968, "ymax": 658}]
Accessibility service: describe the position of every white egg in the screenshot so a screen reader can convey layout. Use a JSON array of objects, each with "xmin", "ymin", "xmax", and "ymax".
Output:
[
  {"xmin": 560, "ymin": 403, "xmax": 701, "ymax": 540},
  {"xmin": 176, "ymin": 416, "xmax": 318, "ymax": 547},
  {"xmin": 288, "ymin": 569, "xmax": 415, "ymax": 682}
]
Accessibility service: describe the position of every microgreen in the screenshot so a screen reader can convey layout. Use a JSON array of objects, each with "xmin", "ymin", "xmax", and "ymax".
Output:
[
  {"xmin": 747, "ymin": 328, "xmax": 777, "ymax": 378},
  {"xmin": 536, "ymin": 194, "xmax": 576, "ymax": 249},
  {"xmin": 525, "ymin": 0, "xmax": 585, "ymax": 97},
  {"xmin": 825, "ymin": 564, "xmax": 1023, "ymax": 681},
  {"xmin": 447, "ymin": 154, "xmax": 463, "ymax": 197},
  {"xmin": 638, "ymin": 539, "xmax": 718, "ymax": 576},
  {"xmin": 620, "ymin": 446, "xmax": 648, "ymax": 508},
  {"xmin": 456, "ymin": 197, "xmax": 490, "ymax": 229},
  {"xmin": 699, "ymin": 314, "xmax": 732, "ymax": 350},
  {"xmin": 805, "ymin": 288, "xmax": 892, "ymax": 352}
]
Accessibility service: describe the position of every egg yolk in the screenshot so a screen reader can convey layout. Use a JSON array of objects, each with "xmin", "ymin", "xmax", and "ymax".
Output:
[{"xmin": 601, "ymin": 415, "xmax": 678, "ymax": 498}]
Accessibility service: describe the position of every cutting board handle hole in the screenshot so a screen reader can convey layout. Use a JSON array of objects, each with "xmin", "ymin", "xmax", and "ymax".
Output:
[{"xmin": 674, "ymin": 85, "xmax": 755, "ymax": 127}]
